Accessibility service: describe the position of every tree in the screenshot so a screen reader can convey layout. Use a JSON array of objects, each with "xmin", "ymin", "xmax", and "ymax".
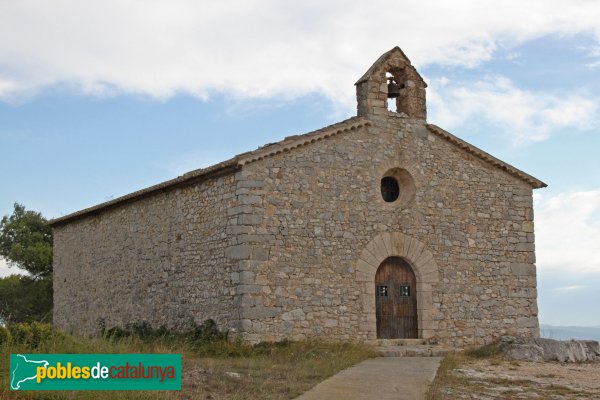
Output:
[
  {"xmin": 0, "ymin": 275, "xmax": 52, "ymax": 323},
  {"xmin": 0, "ymin": 203, "xmax": 53, "ymax": 278},
  {"xmin": 0, "ymin": 203, "xmax": 53, "ymax": 323}
]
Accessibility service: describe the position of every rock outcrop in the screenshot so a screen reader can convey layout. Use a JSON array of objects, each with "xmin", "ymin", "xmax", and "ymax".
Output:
[{"xmin": 501, "ymin": 336, "xmax": 600, "ymax": 362}]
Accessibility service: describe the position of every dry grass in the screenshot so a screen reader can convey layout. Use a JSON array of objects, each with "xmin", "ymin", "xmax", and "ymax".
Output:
[
  {"xmin": 426, "ymin": 344, "xmax": 600, "ymax": 399},
  {"xmin": 426, "ymin": 352, "xmax": 468, "ymax": 400},
  {"xmin": 1, "ymin": 330, "xmax": 375, "ymax": 400}
]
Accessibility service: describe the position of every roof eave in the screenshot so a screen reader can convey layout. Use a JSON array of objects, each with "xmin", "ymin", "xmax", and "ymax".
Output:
[
  {"xmin": 49, "ymin": 116, "xmax": 370, "ymax": 227},
  {"xmin": 426, "ymin": 124, "xmax": 548, "ymax": 189},
  {"xmin": 48, "ymin": 162, "xmax": 240, "ymax": 227}
]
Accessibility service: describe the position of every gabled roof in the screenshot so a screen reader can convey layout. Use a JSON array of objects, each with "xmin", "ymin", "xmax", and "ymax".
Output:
[
  {"xmin": 49, "ymin": 115, "xmax": 546, "ymax": 227},
  {"xmin": 427, "ymin": 124, "xmax": 547, "ymax": 189},
  {"xmin": 49, "ymin": 117, "xmax": 370, "ymax": 226}
]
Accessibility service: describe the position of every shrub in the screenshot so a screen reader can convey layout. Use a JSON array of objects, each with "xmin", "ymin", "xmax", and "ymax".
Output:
[
  {"xmin": 103, "ymin": 319, "xmax": 227, "ymax": 345},
  {"xmin": 191, "ymin": 319, "xmax": 227, "ymax": 343},
  {"xmin": 0, "ymin": 325, "xmax": 11, "ymax": 344},
  {"xmin": 8, "ymin": 322, "xmax": 33, "ymax": 344},
  {"xmin": 8, "ymin": 322, "xmax": 55, "ymax": 347}
]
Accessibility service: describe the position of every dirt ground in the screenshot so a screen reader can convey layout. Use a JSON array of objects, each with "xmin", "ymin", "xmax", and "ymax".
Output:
[{"xmin": 437, "ymin": 357, "xmax": 600, "ymax": 399}]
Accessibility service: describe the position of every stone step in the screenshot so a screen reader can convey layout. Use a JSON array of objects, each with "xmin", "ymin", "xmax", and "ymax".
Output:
[
  {"xmin": 375, "ymin": 345, "xmax": 457, "ymax": 358},
  {"xmin": 367, "ymin": 338, "xmax": 427, "ymax": 347}
]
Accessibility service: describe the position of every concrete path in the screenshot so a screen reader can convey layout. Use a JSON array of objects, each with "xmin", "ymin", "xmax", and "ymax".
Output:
[{"xmin": 296, "ymin": 357, "xmax": 442, "ymax": 400}]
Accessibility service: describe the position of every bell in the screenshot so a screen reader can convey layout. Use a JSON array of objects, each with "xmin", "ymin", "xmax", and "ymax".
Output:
[{"xmin": 387, "ymin": 78, "xmax": 400, "ymax": 98}]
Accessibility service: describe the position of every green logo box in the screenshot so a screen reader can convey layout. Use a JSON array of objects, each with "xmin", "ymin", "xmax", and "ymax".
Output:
[{"xmin": 10, "ymin": 353, "xmax": 181, "ymax": 391}]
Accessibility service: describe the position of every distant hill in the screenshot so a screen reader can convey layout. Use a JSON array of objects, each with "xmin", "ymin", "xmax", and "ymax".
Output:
[{"xmin": 540, "ymin": 324, "xmax": 600, "ymax": 341}]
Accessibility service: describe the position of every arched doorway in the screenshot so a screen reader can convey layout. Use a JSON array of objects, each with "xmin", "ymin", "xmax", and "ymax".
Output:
[{"xmin": 375, "ymin": 257, "xmax": 418, "ymax": 338}]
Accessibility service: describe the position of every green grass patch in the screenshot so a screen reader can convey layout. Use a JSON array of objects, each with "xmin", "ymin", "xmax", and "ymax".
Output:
[{"xmin": 0, "ymin": 323, "xmax": 375, "ymax": 399}]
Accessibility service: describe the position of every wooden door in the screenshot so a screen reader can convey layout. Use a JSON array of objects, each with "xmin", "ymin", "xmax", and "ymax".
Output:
[{"xmin": 375, "ymin": 257, "xmax": 418, "ymax": 339}]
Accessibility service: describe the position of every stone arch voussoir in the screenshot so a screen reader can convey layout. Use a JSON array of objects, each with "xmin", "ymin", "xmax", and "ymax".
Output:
[{"xmin": 356, "ymin": 232, "xmax": 439, "ymax": 340}]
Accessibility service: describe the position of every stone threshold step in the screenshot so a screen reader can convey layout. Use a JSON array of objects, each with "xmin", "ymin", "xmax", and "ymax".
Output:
[
  {"xmin": 367, "ymin": 338, "xmax": 427, "ymax": 347},
  {"xmin": 375, "ymin": 345, "xmax": 458, "ymax": 357}
]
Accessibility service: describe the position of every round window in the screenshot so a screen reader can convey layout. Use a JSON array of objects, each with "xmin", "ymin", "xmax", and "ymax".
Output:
[
  {"xmin": 381, "ymin": 176, "xmax": 400, "ymax": 202},
  {"xmin": 379, "ymin": 168, "xmax": 416, "ymax": 207}
]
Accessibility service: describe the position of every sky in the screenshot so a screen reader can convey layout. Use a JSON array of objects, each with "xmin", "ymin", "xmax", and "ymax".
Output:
[{"xmin": 1, "ymin": 0, "xmax": 599, "ymax": 327}]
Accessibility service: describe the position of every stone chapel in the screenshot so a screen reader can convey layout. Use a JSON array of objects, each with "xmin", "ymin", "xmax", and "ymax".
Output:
[{"xmin": 50, "ymin": 47, "xmax": 546, "ymax": 346}]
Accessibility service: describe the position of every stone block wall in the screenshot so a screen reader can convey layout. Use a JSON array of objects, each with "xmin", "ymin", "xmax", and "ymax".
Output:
[
  {"xmin": 231, "ymin": 112, "xmax": 538, "ymax": 346},
  {"xmin": 53, "ymin": 173, "xmax": 239, "ymax": 335},
  {"xmin": 53, "ymin": 112, "xmax": 539, "ymax": 347}
]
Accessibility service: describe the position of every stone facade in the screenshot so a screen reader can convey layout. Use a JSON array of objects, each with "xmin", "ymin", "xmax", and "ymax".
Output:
[
  {"xmin": 53, "ymin": 172, "xmax": 239, "ymax": 334},
  {"xmin": 51, "ymin": 47, "xmax": 546, "ymax": 346}
]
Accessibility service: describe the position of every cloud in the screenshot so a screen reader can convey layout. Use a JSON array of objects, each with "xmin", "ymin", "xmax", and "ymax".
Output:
[
  {"xmin": 535, "ymin": 190, "xmax": 600, "ymax": 274},
  {"xmin": 553, "ymin": 285, "xmax": 589, "ymax": 292},
  {"xmin": 0, "ymin": 78, "xmax": 22, "ymax": 97},
  {"xmin": 586, "ymin": 60, "xmax": 600, "ymax": 69},
  {"xmin": 427, "ymin": 76, "xmax": 600, "ymax": 144},
  {"xmin": 1, "ymin": 1, "xmax": 600, "ymax": 107}
]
